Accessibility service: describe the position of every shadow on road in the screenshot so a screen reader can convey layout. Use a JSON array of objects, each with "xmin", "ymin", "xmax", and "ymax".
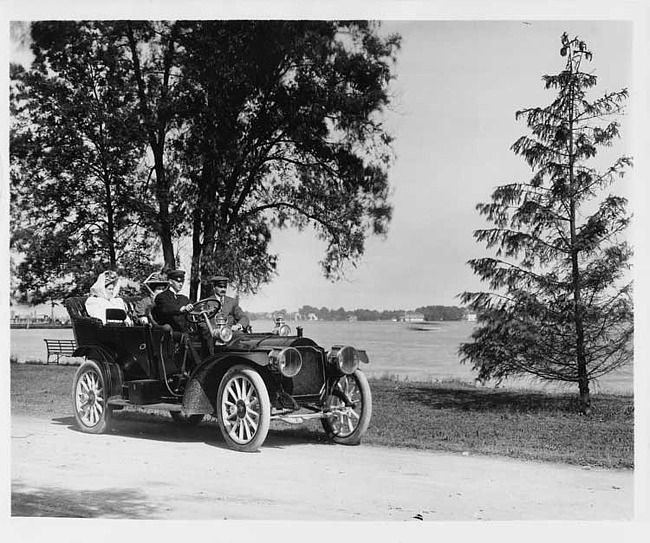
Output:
[
  {"xmin": 51, "ymin": 411, "xmax": 329, "ymax": 452},
  {"xmin": 12, "ymin": 481, "xmax": 157, "ymax": 518}
]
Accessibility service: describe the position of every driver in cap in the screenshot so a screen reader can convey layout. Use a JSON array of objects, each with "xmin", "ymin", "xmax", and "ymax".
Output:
[{"xmin": 154, "ymin": 269, "xmax": 194, "ymax": 332}]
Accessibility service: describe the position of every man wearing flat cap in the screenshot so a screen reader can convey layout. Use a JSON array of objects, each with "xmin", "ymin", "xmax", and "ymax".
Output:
[
  {"xmin": 154, "ymin": 269, "xmax": 194, "ymax": 332},
  {"xmin": 210, "ymin": 275, "xmax": 250, "ymax": 331}
]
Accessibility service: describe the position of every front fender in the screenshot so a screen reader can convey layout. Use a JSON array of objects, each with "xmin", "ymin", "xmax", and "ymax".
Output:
[
  {"xmin": 73, "ymin": 345, "xmax": 123, "ymax": 401},
  {"xmin": 182, "ymin": 352, "xmax": 271, "ymax": 415}
]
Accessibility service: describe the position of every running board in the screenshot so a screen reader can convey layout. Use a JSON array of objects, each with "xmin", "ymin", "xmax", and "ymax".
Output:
[
  {"xmin": 108, "ymin": 399, "xmax": 184, "ymax": 412},
  {"xmin": 271, "ymin": 411, "xmax": 335, "ymax": 424}
]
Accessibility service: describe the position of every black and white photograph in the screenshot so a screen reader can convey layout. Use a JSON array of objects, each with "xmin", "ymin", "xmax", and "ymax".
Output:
[{"xmin": 2, "ymin": 0, "xmax": 648, "ymax": 541}]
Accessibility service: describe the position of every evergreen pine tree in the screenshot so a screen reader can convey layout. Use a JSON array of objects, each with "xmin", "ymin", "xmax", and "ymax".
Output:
[{"xmin": 460, "ymin": 33, "xmax": 633, "ymax": 414}]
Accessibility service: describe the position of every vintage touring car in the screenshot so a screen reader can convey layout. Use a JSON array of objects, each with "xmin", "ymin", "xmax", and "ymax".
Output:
[{"xmin": 64, "ymin": 296, "xmax": 372, "ymax": 452}]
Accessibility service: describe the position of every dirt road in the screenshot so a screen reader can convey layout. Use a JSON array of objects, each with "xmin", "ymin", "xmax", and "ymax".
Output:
[{"xmin": 11, "ymin": 412, "xmax": 632, "ymax": 521}]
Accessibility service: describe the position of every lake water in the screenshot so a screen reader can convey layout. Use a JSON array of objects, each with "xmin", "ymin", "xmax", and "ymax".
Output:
[{"xmin": 10, "ymin": 320, "xmax": 633, "ymax": 394}]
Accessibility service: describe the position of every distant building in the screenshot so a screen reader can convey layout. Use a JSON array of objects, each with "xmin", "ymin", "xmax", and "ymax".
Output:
[
  {"xmin": 307, "ymin": 313, "xmax": 318, "ymax": 321},
  {"xmin": 401, "ymin": 312, "xmax": 425, "ymax": 323},
  {"xmin": 463, "ymin": 311, "xmax": 477, "ymax": 322},
  {"xmin": 11, "ymin": 315, "xmax": 52, "ymax": 325},
  {"xmin": 10, "ymin": 300, "xmax": 69, "ymax": 321}
]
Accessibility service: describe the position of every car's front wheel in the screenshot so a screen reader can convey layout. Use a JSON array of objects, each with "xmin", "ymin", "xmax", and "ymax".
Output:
[
  {"xmin": 321, "ymin": 370, "xmax": 372, "ymax": 445},
  {"xmin": 72, "ymin": 360, "xmax": 111, "ymax": 434},
  {"xmin": 216, "ymin": 365, "xmax": 271, "ymax": 452}
]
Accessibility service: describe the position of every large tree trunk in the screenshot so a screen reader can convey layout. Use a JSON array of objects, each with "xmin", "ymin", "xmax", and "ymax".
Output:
[
  {"xmin": 192, "ymin": 160, "xmax": 219, "ymax": 300},
  {"xmin": 125, "ymin": 21, "xmax": 176, "ymax": 271},
  {"xmin": 577, "ymin": 362, "xmax": 591, "ymax": 415},
  {"xmin": 152, "ymin": 145, "xmax": 176, "ymax": 269},
  {"xmin": 567, "ymin": 90, "xmax": 590, "ymax": 416},
  {"xmin": 199, "ymin": 221, "xmax": 218, "ymax": 299},
  {"xmin": 572, "ymin": 237, "xmax": 590, "ymax": 414},
  {"xmin": 102, "ymin": 175, "xmax": 117, "ymax": 269},
  {"xmin": 189, "ymin": 206, "xmax": 203, "ymax": 302},
  {"xmin": 569, "ymin": 186, "xmax": 590, "ymax": 415}
]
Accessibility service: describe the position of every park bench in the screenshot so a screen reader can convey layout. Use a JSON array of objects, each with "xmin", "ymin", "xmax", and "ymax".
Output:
[{"xmin": 44, "ymin": 339, "xmax": 77, "ymax": 365}]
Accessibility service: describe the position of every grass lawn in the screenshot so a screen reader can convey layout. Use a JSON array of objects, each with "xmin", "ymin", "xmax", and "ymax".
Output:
[
  {"xmin": 10, "ymin": 363, "xmax": 633, "ymax": 469},
  {"xmin": 365, "ymin": 379, "xmax": 633, "ymax": 468}
]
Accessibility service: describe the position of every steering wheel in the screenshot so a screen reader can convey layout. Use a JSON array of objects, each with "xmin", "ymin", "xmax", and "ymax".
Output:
[{"xmin": 186, "ymin": 297, "xmax": 222, "ymax": 323}]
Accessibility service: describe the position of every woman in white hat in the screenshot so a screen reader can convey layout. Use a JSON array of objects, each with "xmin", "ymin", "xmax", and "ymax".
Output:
[{"xmin": 85, "ymin": 270, "xmax": 132, "ymax": 325}]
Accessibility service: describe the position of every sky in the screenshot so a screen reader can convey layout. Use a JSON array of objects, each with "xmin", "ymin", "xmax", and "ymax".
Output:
[
  {"xmin": 239, "ymin": 19, "xmax": 635, "ymax": 313},
  {"xmin": 1, "ymin": 5, "xmax": 642, "ymax": 317}
]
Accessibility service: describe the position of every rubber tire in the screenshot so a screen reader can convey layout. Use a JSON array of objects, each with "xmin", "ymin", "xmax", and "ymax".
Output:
[
  {"xmin": 170, "ymin": 411, "xmax": 204, "ymax": 426},
  {"xmin": 321, "ymin": 370, "xmax": 372, "ymax": 445},
  {"xmin": 216, "ymin": 365, "xmax": 271, "ymax": 452},
  {"xmin": 72, "ymin": 360, "xmax": 112, "ymax": 434}
]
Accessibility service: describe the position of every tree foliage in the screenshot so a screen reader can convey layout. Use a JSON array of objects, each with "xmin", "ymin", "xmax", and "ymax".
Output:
[
  {"xmin": 10, "ymin": 20, "xmax": 401, "ymax": 304},
  {"xmin": 459, "ymin": 34, "xmax": 633, "ymax": 413},
  {"xmin": 415, "ymin": 305, "xmax": 465, "ymax": 321},
  {"xmin": 10, "ymin": 22, "xmax": 158, "ymax": 301},
  {"xmin": 173, "ymin": 21, "xmax": 400, "ymax": 298},
  {"xmin": 117, "ymin": 20, "xmax": 190, "ymax": 267}
]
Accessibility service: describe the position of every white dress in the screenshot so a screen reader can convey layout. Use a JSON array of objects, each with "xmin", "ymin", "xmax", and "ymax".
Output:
[
  {"xmin": 85, "ymin": 295, "xmax": 128, "ymax": 323},
  {"xmin": 84, "ymin": 271, "xmax": 130, "ymax": 324}
]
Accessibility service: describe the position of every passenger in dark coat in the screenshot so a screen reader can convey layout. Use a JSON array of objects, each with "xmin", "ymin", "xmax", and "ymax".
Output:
[
  {"xmin": 154, "ymin": 269, "xmax": 194, "ymax": 333},
  {"xmin": 132, "ymin": 272, "xmax": 169, "ymax": 326}
]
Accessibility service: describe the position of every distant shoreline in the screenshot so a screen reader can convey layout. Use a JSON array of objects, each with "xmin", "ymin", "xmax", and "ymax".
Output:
[
  {"xmin": 10, "ymin": 323, "xmax": 72, "ymax": 330},
  {"xmin": 10, "ymin": 321, "xmax": 632, "ymax": 395}
]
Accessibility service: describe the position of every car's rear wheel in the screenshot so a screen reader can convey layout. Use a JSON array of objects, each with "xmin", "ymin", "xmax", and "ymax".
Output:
[
  {"xmin": 72, "ymin": 360, "xmax": 111, "ymax": 434},
  {"xmin": 170, "ymin": 411, "xmax": 204, "ymax": 426},
  {"xmin": 321, "ymin": 370, "xmax": 372, "ymax": 445},
  {"xmin": 217, "ymin": 365, "xmax": 271, "ymax": 452}
]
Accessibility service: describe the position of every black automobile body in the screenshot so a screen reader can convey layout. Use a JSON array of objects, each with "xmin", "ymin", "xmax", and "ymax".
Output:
[{"xmin": 64, "ymin": 297, "xmax": 372, "ymax": 452}]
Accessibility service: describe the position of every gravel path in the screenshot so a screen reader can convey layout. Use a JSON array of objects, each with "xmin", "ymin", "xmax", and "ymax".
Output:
[{"xmin": 11, "ymin": 413, "xmax": 633, "ymax": 521}]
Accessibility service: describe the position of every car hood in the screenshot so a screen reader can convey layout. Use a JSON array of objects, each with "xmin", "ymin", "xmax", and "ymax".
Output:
[{"xmin": 227, "ymin": 333, "xmax": 322, "ymax": 352}]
